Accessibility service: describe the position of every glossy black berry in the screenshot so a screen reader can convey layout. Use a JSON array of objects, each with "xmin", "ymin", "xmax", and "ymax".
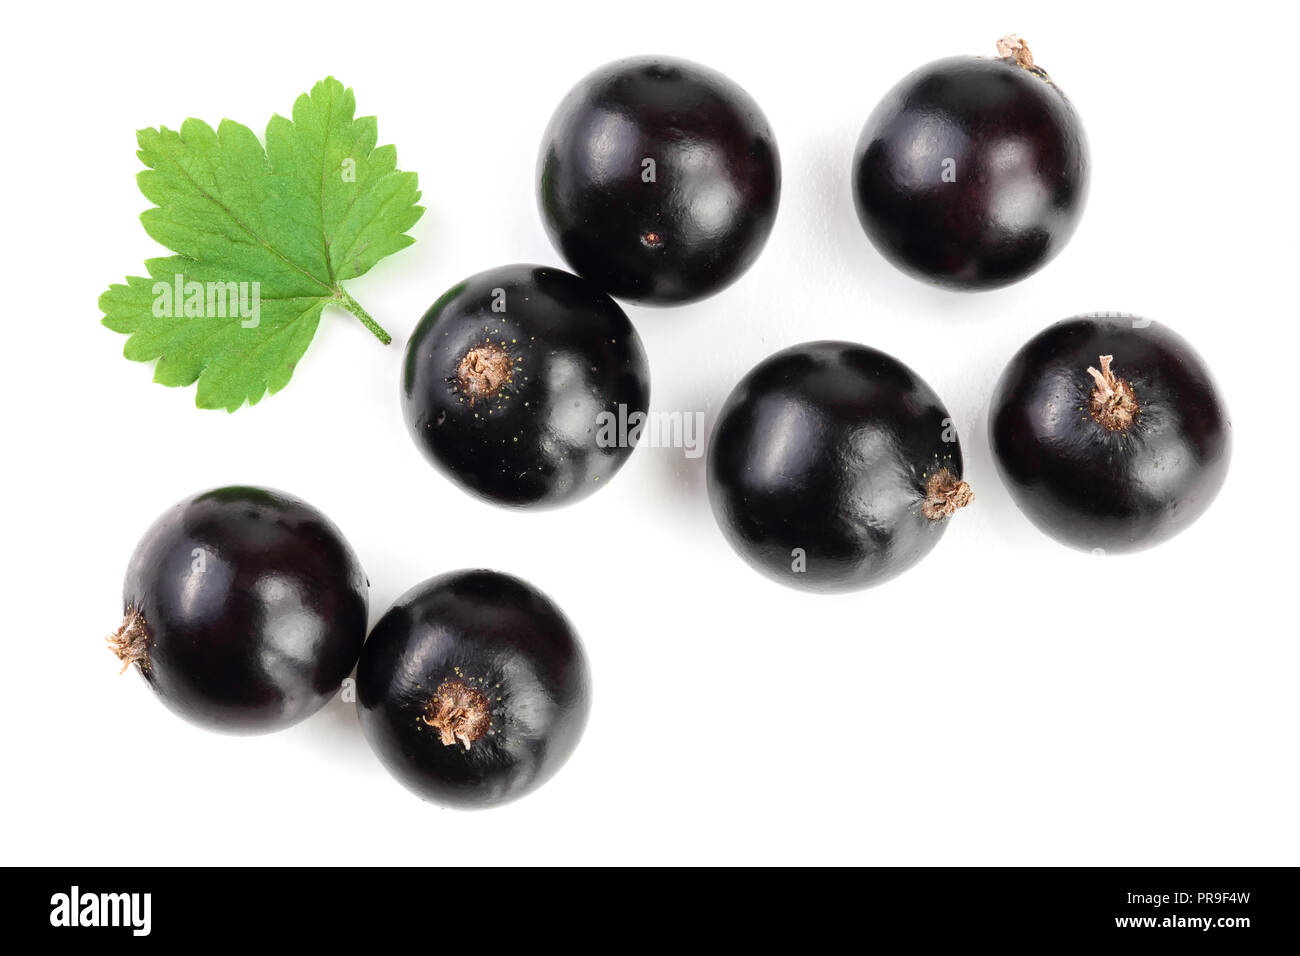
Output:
[
  {"xmin": 989, "ymin": 315, "xmax": 1231, "ymax": 553},
  {"xmin": 356, "ymin": 570, "xmax": 591, "ymax": 809},
  {"xmin": 401, "ymin": 264, "xmax": 650, "ymax": 508},
  {"xmin": 708, "ymin": 341, "xmax": 971, "ymax": 593},
  {"xmin": 108, "ymin": 486, "xmax": 368, "ymax": 734},
  {"xmin": 852, "ymin": 36, "xmax": 1088, "ymax": 290},
  {"xmin": 538, "ymin": 55, "xmax": 781, "ymax": 305}
]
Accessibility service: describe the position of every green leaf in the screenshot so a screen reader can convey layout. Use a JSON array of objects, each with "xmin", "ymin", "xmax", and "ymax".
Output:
[{"xmin": 100, "ymin": 77, "xmax": 424, "ymax": 411}]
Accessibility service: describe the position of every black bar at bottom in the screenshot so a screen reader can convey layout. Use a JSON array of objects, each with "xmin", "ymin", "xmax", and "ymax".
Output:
[{"xmin": 9, "ymin": 866, "xmax": 1295, "ymax": 945}]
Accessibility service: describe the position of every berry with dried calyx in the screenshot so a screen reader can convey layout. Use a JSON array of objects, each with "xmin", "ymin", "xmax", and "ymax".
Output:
[
  {"xmin": 107, "ymin": 486, "xmax": 368, "ymax": 734},
  {"xmin": 989, "ymin": 315, "xmax": 1231, "ymax": 552},
  {"xmin": 357, "ymin": 570, "xmax": 591, "ymax": 809},
  {"xmin": 852, "ymin": 35, "xmax": 1089, "ymax": 290}
]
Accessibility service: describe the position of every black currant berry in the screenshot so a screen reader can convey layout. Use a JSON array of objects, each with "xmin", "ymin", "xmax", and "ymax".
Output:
[
  {"xmin": 538, "ymin": 56, "xmax": 781, "ymax": 305},
  {"xmin": 356, "ymin": 570, "xmax": 591, "ymax": 809},
  {"xmin": 401, "ymin": 264, "xmax": 650, "ymax": 508},
  {"xmin": 108, "ymin": 486, "xmax": 368, "ymax": 734},
  {"xmin": 852, "ymin": 36, "xmax": 1088, "ymax": 290},
  {"xmin": 708, "ymin": 342, "xmax": 971, "ymax": 593},
  {"xmin": 989, "ymin": 315, "xmax": 1231, "ymax": 553}
]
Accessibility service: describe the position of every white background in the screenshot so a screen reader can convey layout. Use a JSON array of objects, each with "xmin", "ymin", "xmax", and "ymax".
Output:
[{"xmin": 3, "ymin": 1, "xmax": 1297, "ymax": 866}]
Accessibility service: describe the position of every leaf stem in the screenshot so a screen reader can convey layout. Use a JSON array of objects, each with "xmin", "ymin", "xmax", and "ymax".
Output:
[{"xmin": 336, "ymin": 289, "xmax": 392, "ymax": 345}]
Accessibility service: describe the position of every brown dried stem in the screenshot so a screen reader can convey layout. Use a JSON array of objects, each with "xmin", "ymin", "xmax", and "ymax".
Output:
[{"xmin": 921, "ymin": 468, "xmax": 974, "ymax": 520}]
